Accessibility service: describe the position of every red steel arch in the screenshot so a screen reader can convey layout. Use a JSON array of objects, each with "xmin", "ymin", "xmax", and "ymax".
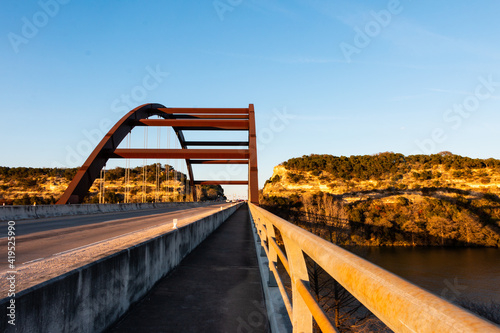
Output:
[{"xmin": 57, "ymin": 103, "xmax": 259, "ymax": 205}]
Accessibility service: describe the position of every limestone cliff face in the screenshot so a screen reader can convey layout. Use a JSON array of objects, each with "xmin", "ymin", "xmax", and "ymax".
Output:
[
  {"xmin": 263, "ymin": 165, "xmax": 332, "ymax": 195},
  {"xmin": 263, "ymin": 161, "xmax": 500, "ymax": 204},
  {"xmin": 261, "ymin": 157, "xmax": 500, "ymax": 247}
]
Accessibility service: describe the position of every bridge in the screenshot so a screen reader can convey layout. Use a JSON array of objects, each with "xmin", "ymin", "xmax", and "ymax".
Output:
[
  {"xmin": 1, "ymin": 104, "xmax": 498, "ymax": 333},
  {"xmin": 56, "ymin": 103, "xmax": 259, "ymax": 205}
]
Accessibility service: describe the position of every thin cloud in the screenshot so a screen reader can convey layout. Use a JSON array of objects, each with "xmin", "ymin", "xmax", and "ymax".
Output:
[
  {"xmin": 244, "ymin": 0, "xmax": 300, "ymax": 20},
  {"xmin": 348, "ymin": 59, "xmax": 434, "ymax": 70},
  {"xmin": 296, "ymin": 0, "xmax": 368, "ymax": 27},
  {"xmin": 383, "ymin": 19, "xmax": 500, "ymax": 60},
  {"xmin": 388, "ymin": 93, "xmax": 434, "ymax": 102},
  {"xmin": 429, "ymin": 88, "xmax": 472, "ymax": 96},
  {"xmin": 201, "ymin": 50, "xmax": 347, "ymax": 64},
  {"xmin": 276, "ymin": 56, "xmax": 347, "ymax": 64},
  {"xmin": 292, "ymin": 115, "xmax": 366, "ymax": 121},
  {"xmin": 430, "ymin": 88, "xmax": 500, "ymax": 100}
]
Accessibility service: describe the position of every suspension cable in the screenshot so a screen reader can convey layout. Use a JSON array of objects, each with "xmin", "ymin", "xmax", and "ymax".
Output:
[
  {"xmin": 185, "ymin": 162, "xmax": 188, "ymax": 201},
  {"xmin": 99, "ymin": 166, "xmax": 106, "ymax": 204},
  {"xmin": 156, "ymin": 116, "xmax": 161, "ymax": 203},
  {"xmin": 143, "ymin": 126, "xmax": 148, "ymax": 203},
  {"xmin": 182, "ymin": 151, "xmax": 187, "ymax": 202},
  {"xmin": 174, "ymin": 132, "xmax": 178, "ymax": 202},
  {"xmin": 166, "ymin": 126, "xmax": 170, "ymax": 201},
  {"xmin": 125, "ymin": 132, "xmax": 131, "ymax": 203}
]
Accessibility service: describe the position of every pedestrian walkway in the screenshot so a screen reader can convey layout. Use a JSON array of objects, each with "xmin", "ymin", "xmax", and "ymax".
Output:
[{"xmin": 108, "ymin": 205, "xmax": 269, "ymax": 333}]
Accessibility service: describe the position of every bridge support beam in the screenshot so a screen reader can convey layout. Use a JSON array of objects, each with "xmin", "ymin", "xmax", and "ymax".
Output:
[{"xmin": 248, "ymin": 104, "xmax": 259, "ymax": 205}]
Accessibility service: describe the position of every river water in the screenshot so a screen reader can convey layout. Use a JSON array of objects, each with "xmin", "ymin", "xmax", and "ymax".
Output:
[{"xmin": 344, "ymin": 246, "xmax": 500, "ymax": 304}]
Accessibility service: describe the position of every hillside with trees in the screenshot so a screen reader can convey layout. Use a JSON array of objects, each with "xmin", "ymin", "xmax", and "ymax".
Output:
[
  {"xmin": 0, "ymin": 164, "xmax": 225, "ymax": 205},
  {"xmin": 262, "ymin": 152, "xmax": 500, "ymax": 247}
]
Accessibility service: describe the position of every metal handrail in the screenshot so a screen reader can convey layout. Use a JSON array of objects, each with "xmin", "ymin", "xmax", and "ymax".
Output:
[
  {"xmin": 249, "ymin": 203, "xmax": 500, "ymax": 333},
  {"xmin": 269, "ymin": 236, "xmax": 290, "ymax": 275},
  {"xmin": 296, "ymin": 279, "xmax": 339, "ymax": 333},
  {"xmin": 270, "ymin": 259, "xmax": 293, "ymax": 318}
]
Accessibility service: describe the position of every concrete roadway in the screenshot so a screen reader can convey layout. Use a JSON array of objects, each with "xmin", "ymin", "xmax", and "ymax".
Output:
[{"xmin": 0, "ymin": 203, "xmax": 233, "ymax": 272}]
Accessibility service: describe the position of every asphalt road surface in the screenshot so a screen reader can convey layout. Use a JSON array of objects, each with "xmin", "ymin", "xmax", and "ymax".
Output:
[{"xmin": 0, "ymin": 203, "xmax": 233, "ymax": 272}]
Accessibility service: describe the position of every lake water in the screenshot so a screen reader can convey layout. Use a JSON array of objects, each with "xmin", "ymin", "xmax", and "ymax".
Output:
[{"xmin": 344, "ymin": 246, "xmax": 500, "ymax": 304}]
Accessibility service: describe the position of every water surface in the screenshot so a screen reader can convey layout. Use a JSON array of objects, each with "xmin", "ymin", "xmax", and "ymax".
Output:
[{"xmin": 344, "ymin": 246, "xmax": 500, "ymax": 304}]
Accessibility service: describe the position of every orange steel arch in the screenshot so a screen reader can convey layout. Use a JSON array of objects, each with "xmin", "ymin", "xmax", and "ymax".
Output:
[{"xmin": 57, "ymin": 103, "xmax": 259, "ymax": 205}]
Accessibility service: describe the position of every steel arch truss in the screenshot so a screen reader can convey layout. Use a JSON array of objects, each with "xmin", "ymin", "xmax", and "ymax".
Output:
[{"xmin": 57, "ymin": 103, "xmax": 259, "ymax": 205}]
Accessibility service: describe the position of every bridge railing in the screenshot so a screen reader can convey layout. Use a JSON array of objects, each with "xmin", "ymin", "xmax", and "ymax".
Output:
[{"xmin": 248, "ymin": 203, "xmax": 499, "ymax": 333}]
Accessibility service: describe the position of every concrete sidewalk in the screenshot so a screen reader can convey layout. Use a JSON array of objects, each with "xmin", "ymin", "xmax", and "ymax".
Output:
[{"xmin": 108, "ymin": 204, "xmax": 269, "ymax": 333}]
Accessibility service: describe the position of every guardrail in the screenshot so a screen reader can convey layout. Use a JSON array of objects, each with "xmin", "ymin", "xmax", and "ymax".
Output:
[
  {"xmin": 0, "ymin": 201, "xmax": 218, "ymax": 221},
  {"xmin": 248, "ymin": 203, "xmax": 500, "ymax": 333}
]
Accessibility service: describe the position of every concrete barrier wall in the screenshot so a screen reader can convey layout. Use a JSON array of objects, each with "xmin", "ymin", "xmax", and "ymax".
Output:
[
  {"xmin": 0, "ymin": 203, "xmax": 242, "ymax": 333},
  {"xmin": 0, "ymin": 202, "xmax": 218, "ymax": 221}
]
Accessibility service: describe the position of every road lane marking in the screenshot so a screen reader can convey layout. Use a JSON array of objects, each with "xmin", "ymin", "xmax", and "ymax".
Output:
[
  {"xmin": 47, "ymin": 205, "xmax": 235, "ymax": 258},
  {"xmin": 22, "ymin": 258, "xmax": 45, "ymax": 265}
]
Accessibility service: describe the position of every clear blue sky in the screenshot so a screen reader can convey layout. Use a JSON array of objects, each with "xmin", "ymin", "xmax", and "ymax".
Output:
[{"xmin": 2, "ymin": 1, "xmax": 500, "ymax": 199}]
